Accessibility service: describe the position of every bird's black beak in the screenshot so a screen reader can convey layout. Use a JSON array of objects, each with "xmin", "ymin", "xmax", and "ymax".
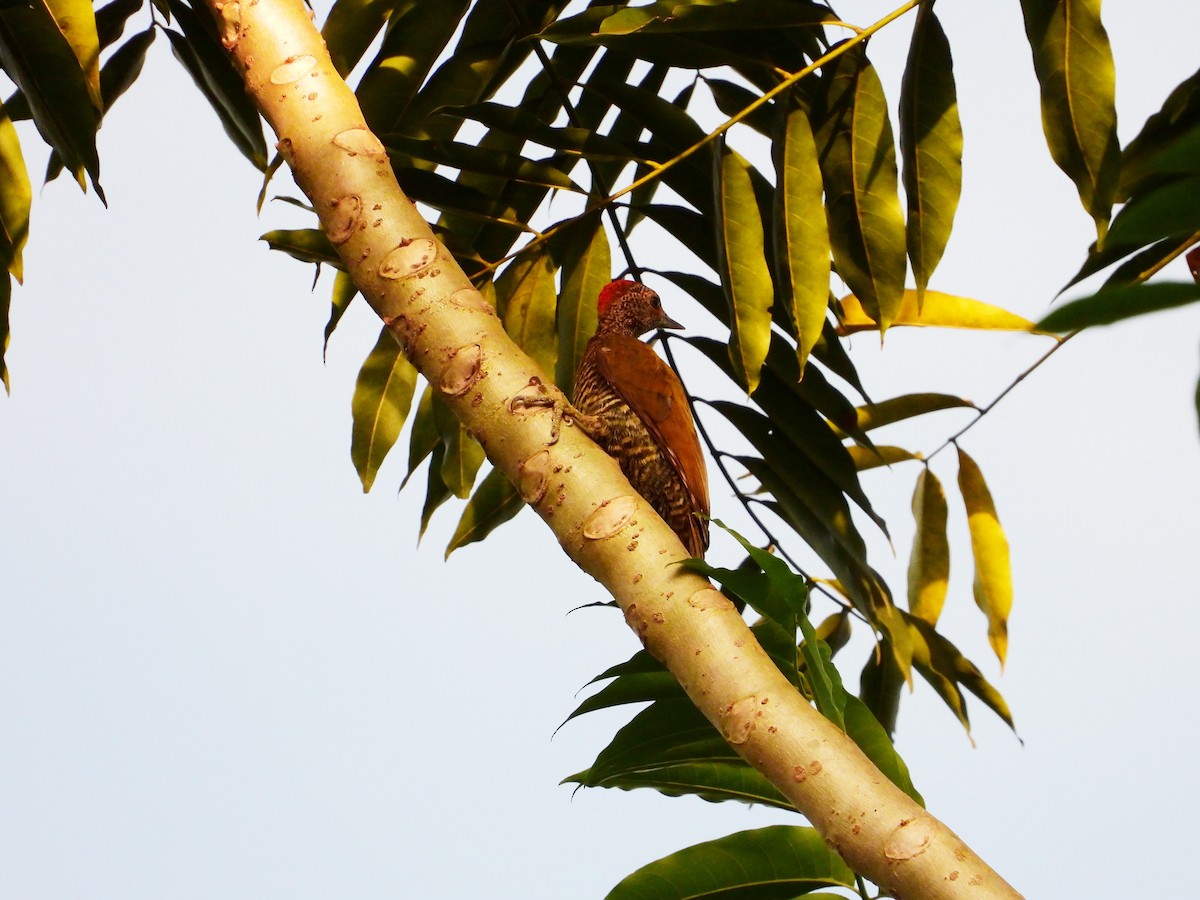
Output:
[{"xmin": 658, "ymin": 313, "xmax": 683, "ymax": 330}]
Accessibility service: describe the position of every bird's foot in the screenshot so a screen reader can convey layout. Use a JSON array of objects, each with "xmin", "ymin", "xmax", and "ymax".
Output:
[{"xmin": 507, "ymin": 377, "xmax": 590, "ymax": 446}]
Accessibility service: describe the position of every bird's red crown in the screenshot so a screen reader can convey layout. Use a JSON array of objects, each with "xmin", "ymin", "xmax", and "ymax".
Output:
[{"xmin": 597, "ymin": 279, "xmax": 636, "ymax": 317}]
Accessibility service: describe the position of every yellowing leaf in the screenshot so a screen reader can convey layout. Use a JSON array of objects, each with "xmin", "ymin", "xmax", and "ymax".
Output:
[
  {"xmin": 908, "ymin": 469, "xmax": 949, "ymax": 625},
  {"xmin": 837, "ymin": 289, "xmax": 1035, "ymax": 334},
  {"xmin": 846, "ymin": 445, "xmax": 920, "ymax": 471},
  {"xmin": 957, "ymin": 449, "xmax": 1013, "ymax": 667}
]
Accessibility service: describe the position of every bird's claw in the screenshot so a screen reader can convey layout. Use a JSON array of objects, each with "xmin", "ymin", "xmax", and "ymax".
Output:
[{"xmin": 508, "ymin": 376, "xmax": 571, "ymax": 446}]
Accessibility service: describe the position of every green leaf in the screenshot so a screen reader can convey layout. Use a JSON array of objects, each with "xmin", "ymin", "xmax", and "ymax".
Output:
[
  {"xmin": 325, "ymin": 270, "xmax": 357, "ymax": 355},
  {"xmin": 496, "ymin": 249, "xmax": 558, "ymax": 377},
  {"xmin": 556, "ymin": 216, "xmax": 609, "ymax": 396},
  {"xmin": 900, "ymin": 6, "xmax": 962, "ymax": 308},
  {"xmin": 775, "ymin": 102, "xmax": 830, "ymax": 374},
  {"xmin": 565, "ymin": 699, "xmax": 794, "ymax": 810},
  {"xmin": 816, "ymin": 46, "xmax": 906, "ymax": 333},
  {"xmin": 383, "ymin": 134, "xmax": 585, "ymax": 193},
  {"xmin": 0, "ymin": 102, "xmax": 31, "ymax": 281},
  {"xmin": 842, "ymin": 393, "xmax": 976, "ymax": 434},
  {"xmin": 605, "ymin": 826, "xmax": 854, "ymax": 900},
  {"xmin": 843, "ymin": 694, "xmax": 923, "ymax": 806},
  {"xmin": 260, "ymin": 228, "xmax": 343, "ymax": 269},
  {"xmin": 1037, "ymin": 281, "xmax": 1200, "ymax": 332},
  {"xmin": 1019, "ymin": 0, "xmax": 1119, "ymax": 235},
  {"xmin": 445, "ymin": 466, "xmax": 525, "ymax": 557},
  {"xmin": 322, "ymin": 0, "xmax": 401, "ymax": 77},
  {"xmin": 957, "ymin": 449, "xmax": 1012, "ymax": 668},
  {"xmin": 1119, "ymin": 67, "xmax": 1200, "ymax": 201},
  {"xmin": 714, "ymin": 141, "xmax": 773, "ymax": 393},
  {"xmin": 163, "ymin": 0, "xmax": 267, "ymax": 170},
  {"xmin": 1105, "ymin": 173, "xmax": 1200, "ymax": 249},
  {"xmin": 95, "ymin": 0, "xmax": 144, "ymax": 50},
  {"xmin": 350, "ymin": 325, "xmax": 419, "ymax": 492},
  {"xmin": 908, "ymin": 468, "xmax": 950, "ymax": 626},
  {"xmin": 797, "ymin": 609, "xmax": 846, "ymax": 731},
  {"xmin": 403, "ymin": 385, "xmax": 439, "ymax": 490},
  {"xmin": 0, "ymin": 0, "xmax": 103, "ymax": 198},
  {"xmin": 419, "ymin": 444, "xmax": 452, "ymax": 539},
  {"xmin": 562, "ymin": 650, "xmax": 684, "ymax": 725},
  {"xmin": 435, "ymin": 397, "xmax": 485, "ymax": 501}
]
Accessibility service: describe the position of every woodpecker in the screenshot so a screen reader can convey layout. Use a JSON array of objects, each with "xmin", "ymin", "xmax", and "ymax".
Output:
[{"xmin": 571, "ymin": 280, "xmax": 710, "ymax": 557}]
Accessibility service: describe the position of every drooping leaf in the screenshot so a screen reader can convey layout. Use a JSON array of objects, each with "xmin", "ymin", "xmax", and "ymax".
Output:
[
  {"xmin": 775, "ymin": 101, "xmax": 830, "ymax": 374},
  {"xmin": 707, "ymin": 76, "xmax": 774, "ymax": 137},
  {"xmin": 1018, "ymin": 0, "xmax": 1119, "ymax": 235},
  {"xmin": 350, "ymin": 325, "xmax": 419, "ymax": 492},
  {"xmin": 94, "ymin": 0, "xmax": 143, "ymax": 50},
  {"xmin": 261, "ymin": 228, "xmax": 342, "ymax": 268},
  {"xmin": 555, "ymin": 216, "xmax": 609, "ymax": 396},
  {"xmin": 847, "ymin": 445, "xmax": 919, "ymax": 471},
  {"xmin": 837, "ymin": 289, "xmax": 1036, "ymax": 333},
  {"xmin": 957, "ymin": 449, "xmax": 1012, "ymax": 668},
  {"xmin": 1103, "ymin": 235, "xmax": 1200, "ymax": 289},
  {"xmin": 604, "ymin": 826, "xmax": 855, "ymax": 900},
  {"xmin": 908, "ymin": 468, "xmax": 950, "ymax": 626},
  {"xmin": 0, "ymin": 102, "xmax": 31, "ymax": 281},
  {"xmin": 714, "ymin": 142, "xmax": 773, "ymax": 393},
  {"xmin": 843, "ymin": 694, "xmax": 923, "ymax": 806},
  {"xmin": 325, "ymin": 270, "xmax": 357, "ymax": 356},
  {"xmin": 434, "ymin": 395, "xmax": 485, "ymax": 500},
  {"xmin": 496, "ymin": 249, "xmax": 558, "ymax": 377},
  {"xmin": 0, "ymin": 0, "xmax": 103, "ymax": 197},
  {"xmin": 562, "ymin": 650, "xmax": 684, "ymax": 725},
  {"xmin": 45, "ymin": 0, "xmax": 101, "ymax": 109},
  {"xmin": 403, "ymin": 385, "xmax": 439, "ymax": 490},
  {"xmin": 419, "ymin": 444, "xmax": 452, "ymax": 539},
  {"xmin": 565, "ymin": 698, "xmax": 794, "ymax": 810},
  {"xmin": 445, "ymin": 466, "xmax": 525, "ymax": 557},
  {"xmin": 900, "ymin": 5, "xmax": 962, "ymax": 308},
  {"xmin": 1104, "ymin": 173, "xmax": 1200, "ymax": 250},
  {"xmin": 1038, "ymin": 281, "xmax": 1200, "ymax": 332},
  {"xmin": 843, "ymin": 393, "xmax": 976, "ymax": 434},
  {"xmin": 816, "ymin": 46, "xmax": 906, "ymax": 333},
  {"xmin": 1119, "ymin": 67, "xmax": 1200, "ymax": 201},
  {"xmin": 163, "ymin": 0, "xmax": 267, "ymax": 170}
]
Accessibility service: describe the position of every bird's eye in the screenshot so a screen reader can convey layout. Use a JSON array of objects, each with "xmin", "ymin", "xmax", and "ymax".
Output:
[{"xmin": 651, "ymin": 296, "xmax": 661, "ymax": 307}]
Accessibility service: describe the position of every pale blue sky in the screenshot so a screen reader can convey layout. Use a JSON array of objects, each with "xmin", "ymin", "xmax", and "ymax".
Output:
[{"xmin": 2, "ymin": 2, "xmax": 1198, "ymax": 896}]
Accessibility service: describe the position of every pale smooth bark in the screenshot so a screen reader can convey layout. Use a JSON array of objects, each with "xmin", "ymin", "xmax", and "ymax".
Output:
[{"xmin": 202, "ymin": 1, "xmax": 1021, "ymax": 895}]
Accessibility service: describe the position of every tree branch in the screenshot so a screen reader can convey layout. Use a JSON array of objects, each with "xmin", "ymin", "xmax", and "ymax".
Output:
[{"xmin": 200, "ymin": 1, "xmax": 1021, "ymax": 895}]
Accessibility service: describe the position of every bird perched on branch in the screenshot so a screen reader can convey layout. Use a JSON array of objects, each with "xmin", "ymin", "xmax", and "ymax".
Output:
[{"xmin": 571, "ymin": 280, "xmax": 710, "ymax": 557}]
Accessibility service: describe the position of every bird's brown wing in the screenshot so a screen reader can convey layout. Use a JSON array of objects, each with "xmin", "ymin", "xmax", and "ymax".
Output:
[{"xmin": 594, "ymin": 334, "xmax": 710, "ymax": 552}]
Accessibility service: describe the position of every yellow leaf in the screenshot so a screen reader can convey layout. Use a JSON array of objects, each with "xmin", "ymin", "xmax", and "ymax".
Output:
[
  {"xmin": 837, "ymin": 289, "xmax": 1035, "ymax": 334},
  {"xmin": 956, "ymin": 449, "xmax": 1013, "ymax": 667},
  {"xmin": 846, "ymin": 445, "xmax": 920, "ymax": 471},
  {"xmin": 908, "ymin": 469, "xmax": 949, "ymax": 625}
]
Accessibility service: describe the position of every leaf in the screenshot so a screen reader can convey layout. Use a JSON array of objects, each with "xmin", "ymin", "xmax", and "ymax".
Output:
[
  {"xmin": 775, "ymin": 102, "xmax": 830, "ymax": 374},
  {"xmin": 322, "ymin": 0, "xmax": 401, "ymax": 77},
  {"xmin": 847, "ymin": 445, "xmax": 919, "ymax": 471},
  {"xmin": 908, "ymin": 468, "xmax": 949, "ymax": 626},
  {"xmin": 445, "ymin": 466, "xmax": 525, "ymax": 557},
  {"xmin": 563, "ymin": 651, "xmax": 684, "ymax": 725},
  {"xmin": 1104, "ymin": 173, "xmax": 1200, "ymax": 250},
  {"xmin": 1119, "ymin": 67, "xmax": 1200, "ymax": 201},
  {"xmin": 403, "ymin": 385, "xmax": 439, "ymax": 490},
  {"xmin": 0, "ymin": 271, "xmax": 9, "ymax": 394},
  {"xmin": 260, "ymin": 228, "xmax": 343, "ymax": 268},
  {"xmin": 0, "ymin": 102, "xmax": 31, "ymax": 281},
  {"xmin": 419, "ymin": 444, "xmax": 452, "ymax": 539},
  {"xmin": 957, "ymin": 449, "xmax": 1012, "ymax": 668},
  {"xmin": 350, "ymin": 325, "xmax": 419, "ymax": 492},
  {"xmin": 45, "ymin": 0, "xmax": 101, "ymax": 110},
  {"xmin": 845, "ymin": 393, "xmax": 977, "ymax": 434},
  {"xmin": 1037, "ymin": 281, "xmax": 1200, "ymax": 332},
  {"xmin": 0, "ymin": 0, "xmax": 102, "ymax": 198},
  {"xmin": 816, "ymin": 46, "xmax": 906, "ymax": 333},
  {"xmin": 435, "ymin": 397, "xmax": 486, "ymax": 501},
  {"xmin": 164, "ymin": 0, "xmax": 267, "ymax": 170},
  {"xmin": 900, "ymin": 6, "xmax": 962, "ymax": 308},
  {"xmin": 565, "ymin": 698, "xmax": 794, "ymax": 810},
  {"xmin": 496, "ymin": 250, "xmax": 558, "ymax": 377},
  {"xmin": 842, "ymin": 694, "xmax": 923, "ymax": 806},
  {"xmin": 604, "ymin": 826, "xmax": 855, "ymax": 900},
  {"xmin": 714, "ymin": 142, "xmax": 774, "ymax": 394},
  {"xmin": 325, "ymin": 270, "xmax": 357, "ymax": 355},
  {"xmin": 837, "ymin": 289, "xmax": 1036, "ymax": 333},
  {"xmin": 555, "ymin": 216, "xmax": 609, "ymax": 396},
  {"xmin": 1019, "ymin": 0, "xmax": 1119, "ymax": 235},
  {"xmin": 383, "ymin": 134, "xmax": 585, "ymax": 193}
]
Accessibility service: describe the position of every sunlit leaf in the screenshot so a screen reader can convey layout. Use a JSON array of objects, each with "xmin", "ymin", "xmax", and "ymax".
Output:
[
  {"xmin": 496, "ymin": 249, "xmax": 558, "ymax": 377},
  {"xmin": 900, "ymin": 6, "xmax": 961, "ymax": 308},
  {"xmin": 435, "ymin": 396, "xmax": 485, "ymax": 500},
  {"xmin": 908, "ymin": 468, "xmax": 950, "ymax": 626},
  {"xmin": 837, "ymin": 289, "xmax": 1035, "ymax": 333},
  {"xmin": 816, "ymin": 46, "xmax": 906, "ymax": 333},
  {"xmin": 1038, "ymin": 281, "xmax": 1200, "ymax": 332},
  {"xmin": 556, "ymin": 216, "xmax": 609, "ymax": 396},
  {"xmin": 445, "ymin": 466, "xmax": 525, "ymax": 557},
  {"xmin": 383, "ymin": 134, "xmax": 585, "ymax": 192},
  {"xmin": 775, "ymin": 102, "xmax": 830, "ymax": 374},
  {"xmin": 847, "ymin": 445, "xmax": 919, "ymax": 471},
  {"xmin": 403, "ymin": 385, "xmax": 438, "ymax": 490},
  {"xmin": 322, "ymin": 0, "xmax": 401, "ymax": 77},
  {"xmin": 45, "ymin": 0, "xmax": 101, "ymax": 109},
  {"xmin": 0, "ymin": 103, "xmax": 31, "ymax": 281},
  {"xmin": 957, "ymin": 449, "xmax": 1012, "ymax": 668},
  {"xmin": 325, "ymin": 270, "xmax": 357, "ymax": 356},
  {"xmin": 351, "ymin": 325, "xmax": 418, "ymax": 492},
  {"xmin": 843, "ymin": 694, "xmax": 923, "ymax": 806},
  {"xmin": 0, "ymin": 0, "xmax": 102, "ymax": 197},
  {"xmin": 843, "ymin": 393, "xmax": 976, "ymax": 434},
  {"xmin": 605, "ymin": 826, "xmax": 854, "ymax": 900},
  {"xmin": 563, "ymin": 650, "xmax": 683, "ymax": 725},
  {"xmin": 419, "ymin": 444, "xmax": 452, "ymax": 539},
  {"xmin": 1019, "ymin": 0, "xmax": 1119, "ymax": 235}
]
